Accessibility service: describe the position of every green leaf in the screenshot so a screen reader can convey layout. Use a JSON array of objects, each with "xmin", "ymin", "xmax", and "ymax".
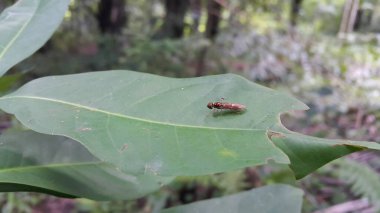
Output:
[
  {"xmin": 0, "ymin": 71, "xmax": 379, "ymax": 178},
  {"xmin": 0, "ymin": 74, "xmax": 22, "ymax": 94},
  {"xmin": 0, "ymin": 71, "xmax": 300, "ymax": 176},
  {"xmin": 0, "ymin": 0, "xmax": 70, "ymax": 76},
  {"xmin": 0, "ymin": 130, "xmax": 174, "ymax": 200},
  {"xmin": 270, "ymin": 131, "xmax": 380, "ymax": 179},
  {"xmin": 161, "ymin": 184, "xmax": 304, "ymax": 213}
]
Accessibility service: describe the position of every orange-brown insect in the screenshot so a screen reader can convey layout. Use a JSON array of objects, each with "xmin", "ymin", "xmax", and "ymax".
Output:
[{"xmin": 207, "ymin": 99, "xmax": 246, "ymax": 111}]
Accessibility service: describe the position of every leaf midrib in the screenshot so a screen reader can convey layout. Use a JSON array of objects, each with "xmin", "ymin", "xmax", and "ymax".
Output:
[{"xmin": 0, "ymin": 95, "xmax": 266, "ymax": 131}]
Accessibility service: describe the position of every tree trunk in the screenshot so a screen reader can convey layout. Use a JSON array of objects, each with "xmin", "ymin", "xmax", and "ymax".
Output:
[
  {"xmin": 205, "ymin": 0, "xmax": 222, "ymax": 40},
  {"xmin": 195, "ymin": 0, "xmax": 223, "ymax": 77},
  {"xmin": 338, "ymin": 0, "xmax": 359, "ymax": 35},
  {"xmin": 370, "ymin": 1, "xmax": 380, "ymax": 32},
  {"xmin": 290, "ymin": 0, "xmax": 303, "ymax": 26},
  {"xmin": 97, "ymin": 0, "xmax": 127, "ymax": 34},
  {"xmin": 190, "ymin": 0, "xmax": 201, "ymax": 33},
  {"xmin": 156, "ymin": 0, "xmax": 190, "ymax": 39}
]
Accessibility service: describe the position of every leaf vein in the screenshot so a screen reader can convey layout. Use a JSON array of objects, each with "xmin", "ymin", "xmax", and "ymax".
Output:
[{"xmin": 0, "ymin": 96, "xmax": 261, "ymax": 131}]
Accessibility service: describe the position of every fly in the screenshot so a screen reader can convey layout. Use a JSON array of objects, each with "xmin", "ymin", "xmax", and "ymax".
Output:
[{"xmin": 207, "ymin": 98, "xmax": 246, "ymax": 112}]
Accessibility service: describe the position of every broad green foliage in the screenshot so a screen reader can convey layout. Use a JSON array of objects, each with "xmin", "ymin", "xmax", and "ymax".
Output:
[
  {"xmin": 162, "ymin": 184, "xmax": 303, "ymax": 213},
  {"xmin": 0, "ymin": 0, "xmax": 70, "ymax": 76},
  {"xmin": 0, "ymin": 71, "xmax": 379, "ymax": 181},
  {"xmin": 0, "ymin": 130, "xmax": 173, "ymax": 200},
  {"xmin": 0, "ymin": 0, "xmax": 379, "ymax": 208},
  {"xmin": 270, "ymin": 131, "xmax": 380, "ymax": 179},
  {"xmin": 0, "ymin": 71, "xmax": 298, "ymax": 176}
]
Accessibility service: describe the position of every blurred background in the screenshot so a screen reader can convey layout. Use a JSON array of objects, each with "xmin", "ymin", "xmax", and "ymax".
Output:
[{"xmin": 1, "ymin": 0, "xmax": 380, "ymax": 212}]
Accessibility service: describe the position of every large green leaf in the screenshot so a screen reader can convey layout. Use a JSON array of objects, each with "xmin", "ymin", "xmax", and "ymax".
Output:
[
  {"xmin": 0, "ymin": 71, "xmax": 379, "ymax": 178},
  {"xmin": 0, "ymin": 71, "xmax": 298, "ymax": 176},
  {"xmin": 162, "ymin": 184, "xmax": 303, "ymax": 213},
  {"xmin": 269, "ymin": 131, "xmax": 380, "ymax": 179},
  {"xmin": 0, "ymin": 0, "xmax": 70, "ymax": 76},
  {"xmin": 0, "ymin": 130, "xmax": 173, "ymax": 200}
]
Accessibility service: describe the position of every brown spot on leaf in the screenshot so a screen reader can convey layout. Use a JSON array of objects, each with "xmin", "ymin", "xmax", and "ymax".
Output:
[
  {"xmin": 120, "ymin": 144, "xmax": 128, "ymax": 152},
  {"xmin": 267, "ymin": 131, "xmax": 285, "ymax": 140}
]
